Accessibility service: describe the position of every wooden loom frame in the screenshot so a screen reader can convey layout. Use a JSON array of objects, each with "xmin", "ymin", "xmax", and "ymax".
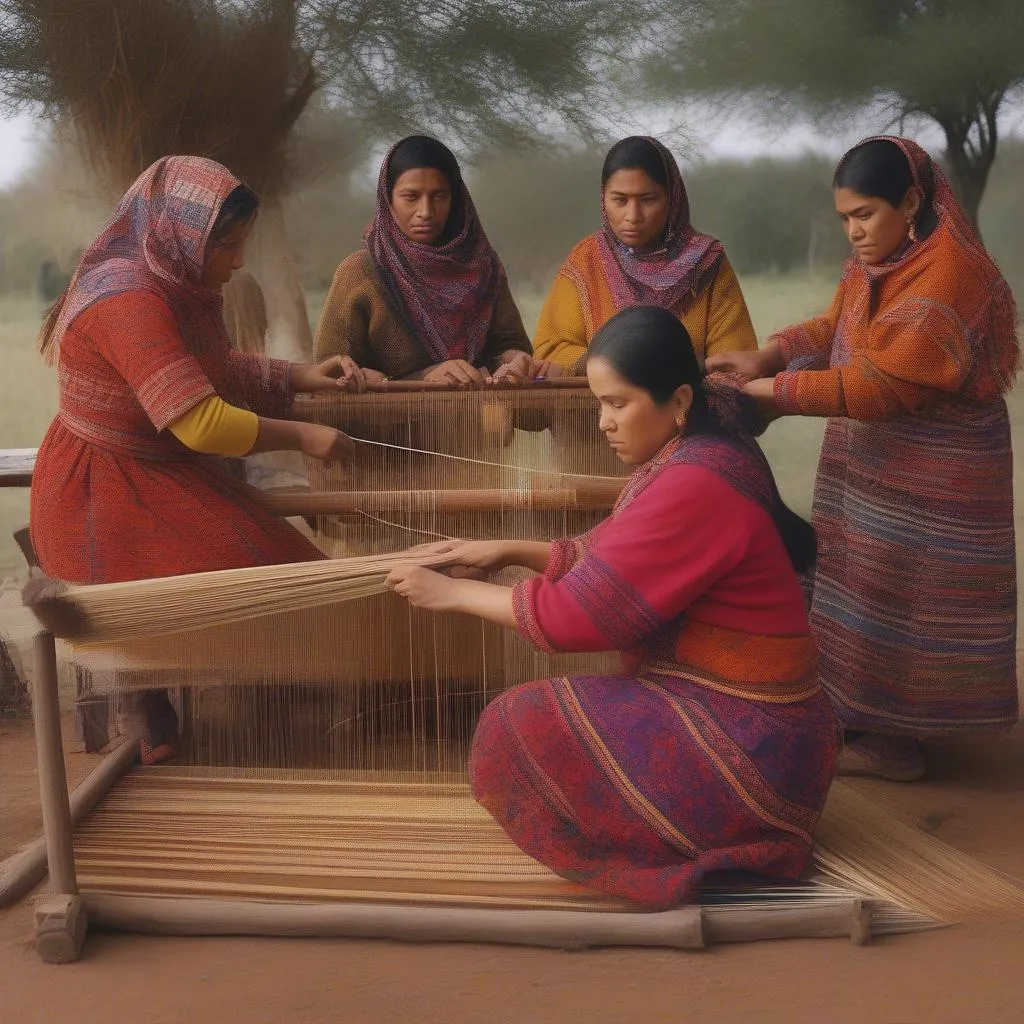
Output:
[{"xmin": 0, "ymin": 386, "xmax": 933, "ymax": 960}]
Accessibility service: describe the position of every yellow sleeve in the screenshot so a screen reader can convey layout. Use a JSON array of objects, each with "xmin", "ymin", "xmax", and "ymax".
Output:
[
  {"xmin": 532, "ymin": 273, "xmax": 589, "ymax": 370},
  {"xmin": 168, "ymin": 395, "xmax": 259, "ymax": 457},
  {"xmin": 704, "ymin": 257, "xmax": 758, "ymax": 357}
]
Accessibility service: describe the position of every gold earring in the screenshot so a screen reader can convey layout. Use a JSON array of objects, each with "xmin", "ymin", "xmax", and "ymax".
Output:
[{"xmin": 906, "ymin": 215, "xmax": 918, "ymax": 243}]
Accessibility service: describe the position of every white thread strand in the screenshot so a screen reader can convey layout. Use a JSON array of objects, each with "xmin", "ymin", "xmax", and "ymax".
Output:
[{"xmin": 348, "ymin": 436, "xmax": 622, "ymax": 481}]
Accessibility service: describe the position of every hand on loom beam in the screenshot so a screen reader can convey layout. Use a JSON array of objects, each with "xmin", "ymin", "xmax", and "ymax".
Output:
[
  {"xmin": 386, "ymin": 566, "xmax": 516, "ymax": 627},
  {"xmin": 419, "ymin": 359, "xmax": 485, "ymax": 388},
  {"xmin": 291, "ymin": 355, "xmax": 369, "ymax": 394},
  {"xmin": 529, "ymin": 357, "xmax": 564, "ymax": 380},
  {"xmin": 487, "ymin": 350, "xmax": 532, "ymax": 387}
]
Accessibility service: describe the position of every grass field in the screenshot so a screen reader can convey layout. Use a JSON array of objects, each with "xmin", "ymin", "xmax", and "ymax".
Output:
[{"xmin": 3, "ymin": 274, "xmax": 1023, "ymax": 636}]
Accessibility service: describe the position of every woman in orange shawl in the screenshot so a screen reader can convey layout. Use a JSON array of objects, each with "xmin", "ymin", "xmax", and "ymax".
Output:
[
  {"xmin": 708, "ymin": 136, "xmax": 1019, "ymax": 781},
  {"xmin": 533, "ymin": 136, "xmax": 757, "ymax": 371}
]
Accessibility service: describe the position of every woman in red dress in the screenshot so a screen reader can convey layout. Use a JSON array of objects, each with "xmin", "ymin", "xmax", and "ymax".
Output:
[
  {"xmin": 388, "ymin": 307, "xmax": 839, "ymax": 907},
  {"xmin": 30, "ymin": 155, "xmax": 359, "ymax": 760}
]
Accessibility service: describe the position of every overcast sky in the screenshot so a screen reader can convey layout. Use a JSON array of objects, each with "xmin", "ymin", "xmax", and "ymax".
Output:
[{"xmin": 3, "ymin": 102, "xmax": 1023, "ymax": 189}]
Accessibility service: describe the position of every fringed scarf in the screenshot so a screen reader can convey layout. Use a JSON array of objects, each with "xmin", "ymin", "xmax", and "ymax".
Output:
[
  {"xmin": 597, "ymin": 137, "xmax": 724, "ymax": 312},
  {"xmin": 850, "ymin": 135, "xmax": 1019, "ymax": 396},
  {"xmin": 364, "ymin": 136, "xmax": 503, "ymax": 365}
]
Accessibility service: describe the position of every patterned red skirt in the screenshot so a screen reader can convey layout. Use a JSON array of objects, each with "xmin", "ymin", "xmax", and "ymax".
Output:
[{"xmin": 470, "ymin": 663, "xmax": 839, "ymax": 909}]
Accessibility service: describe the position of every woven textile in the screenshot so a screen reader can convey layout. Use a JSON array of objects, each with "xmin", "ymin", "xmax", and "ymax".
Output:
[
  {"xmin": 772, "ymin": 136, "xmax": 1019, "ymax": 736},
  {"xmin": 471, "ymin": 435, "xmax": 839, "ymax": 907},
  {"xmin": 596, "ymin": 138, "xmax": 723, "ymax": 311},
  {"xmin": 31, "ymin": 157, "xmax": 321, "ymax": 584},
  {"xmin": 314, "ymin": 252, "xmax": 530, "ymax": 379},
  {"xmin": 363, "ymin": 137, "xmax": 509, "ymax": 365}
]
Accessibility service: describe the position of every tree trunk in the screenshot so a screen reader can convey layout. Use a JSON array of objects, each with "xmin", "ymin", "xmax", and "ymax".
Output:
[
  {"xmin": 248, "ymin": 195, "xmax": 313, "ymax": 363},
  {"xmin": 935, "ymin": 97, "xmax": 1002, "ymax": 241}
]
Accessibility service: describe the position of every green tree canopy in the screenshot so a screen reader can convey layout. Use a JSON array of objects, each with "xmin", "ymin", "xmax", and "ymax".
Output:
[{"xmin": 647, "ymin": 0, "xmax": 1024, "ymax": 231}]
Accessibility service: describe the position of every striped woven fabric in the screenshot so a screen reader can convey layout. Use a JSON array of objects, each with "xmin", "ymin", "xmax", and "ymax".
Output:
[{"xmin": 772, "ymin": 137, "xmax": 1019, "ymax": 737}]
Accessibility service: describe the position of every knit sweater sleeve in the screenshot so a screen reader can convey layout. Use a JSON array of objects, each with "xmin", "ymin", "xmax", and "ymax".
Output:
[{"xmin": 476, "ymin": 275, "xmax": 533, "ymax": 371}]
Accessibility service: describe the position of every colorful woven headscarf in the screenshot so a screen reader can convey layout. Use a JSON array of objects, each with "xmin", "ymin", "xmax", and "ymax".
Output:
[
  {"xmin": 364, "ymin": 135, "xmax": 503, "ymax": 365},
  {"xmin": 844, "ymin": 135, "xmax": 1019, "ymax": 395},
  {"xmin": 41, "ymin": 156, "xmax": 241, "ymax": 361},
  {"xmin": 597, "ymin": 137, "xmax": 724, "ymax": 312}
]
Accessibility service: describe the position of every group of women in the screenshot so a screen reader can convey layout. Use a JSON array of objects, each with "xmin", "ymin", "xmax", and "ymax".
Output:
[{"xmin": 28, "ymin": 129, "xmax": 1018, "ymax": 904}]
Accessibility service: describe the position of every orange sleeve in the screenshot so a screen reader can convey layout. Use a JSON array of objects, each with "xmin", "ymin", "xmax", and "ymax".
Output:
[
  {"xmin": 770, "ymin": 279, "xmax": 847, "ymax": 367},
  {"xmin": 773, "ymin": 297, "xmax": 973, "ymax": 420}
]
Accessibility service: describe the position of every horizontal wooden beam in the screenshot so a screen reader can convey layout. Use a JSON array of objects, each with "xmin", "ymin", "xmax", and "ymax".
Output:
[{"xmin": 0, "ymin": 448, "xmax": 36, "ymax": 488}]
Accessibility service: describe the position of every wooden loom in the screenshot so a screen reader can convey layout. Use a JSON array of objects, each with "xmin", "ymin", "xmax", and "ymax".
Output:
[{"xmin": 5, "ymin": 381, "xmax": 1024, "ymax": 961}]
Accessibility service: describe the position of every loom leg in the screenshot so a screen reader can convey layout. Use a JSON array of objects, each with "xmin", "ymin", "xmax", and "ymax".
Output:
[
  {"xmin": 35, "ymin": 894, "xmax": 88, "ymax": 964},
  {"xmin": 850, "ymin": 899, "xmax": 873, "ymax": 946},
  {"xmin": 31, "ymin": 630, "xmax": 87, "ymax": 963}
]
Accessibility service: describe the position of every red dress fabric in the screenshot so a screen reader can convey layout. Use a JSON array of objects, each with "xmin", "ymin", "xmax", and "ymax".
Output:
[
  {"xmin": 31, "ymin": 289, "xmax": 321, "ymax": 583},
  {"xmin": 470, "ymin": 435, "xmax": 839, "ymax": 908}
]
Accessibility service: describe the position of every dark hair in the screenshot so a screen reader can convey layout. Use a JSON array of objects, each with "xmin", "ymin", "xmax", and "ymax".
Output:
[
  {"xmin": 210, "ymin": 184, "xmax": 260, "ymax": 245},
  {"xmin": 587, "ymin": 306, "xmax": 816, "ymax": 573},
  {"xmin": 601, "ymin": 136, "xmax": 669, "ymax": 190},
  {"xmin": 833, "ymin": 139, "xmax": 924, "ymax": 209}
]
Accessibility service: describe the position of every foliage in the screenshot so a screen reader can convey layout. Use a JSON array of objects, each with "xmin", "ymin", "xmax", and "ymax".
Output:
[
  {"xmin": 0, "ymin": 0, "xmax": 317, "ymax": 195},
  {"xmin": 0, "ymin": 1, "xmax": 679, "ymax": 179},
  {"xmin": 299, "ymin": 1, "xmax": 677, "ymax": 148},
  {"xmin": 647, "ymin": 0, "xmax": 1024, "ymax": 230}
]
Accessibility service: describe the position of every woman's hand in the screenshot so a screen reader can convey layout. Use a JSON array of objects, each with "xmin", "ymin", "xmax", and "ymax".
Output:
[
  {"xmin": 406, "ymin": 539, "xmax": 513, "ymax": 575},
  {"xmin": 705, "ymin": 345, "xmax": 782, "ymax": 382},
  {"xmin": 299, "ymin": 423, "xmax": 355, "ymax": 464},
  {"xmin": 741, "ymin": 377, "xmax": 783, "ymax": 420},
  {"xmin": 487, "ymin": 350, "xmax": 533, "ymax": 387},
  {"xmin": 422, "ymin": 360, "xmax": 485, "ymax": 387},
  {"xmin": 292, "ymin": 356, "xmax": 368, "ymax": 393},
  {"xmin": 529, "ymin": 357, "xmax": 564, "ymax": 380},
  {"xmin": 386, "ymin": 566, "xmax": 462, "ymax": 612}
]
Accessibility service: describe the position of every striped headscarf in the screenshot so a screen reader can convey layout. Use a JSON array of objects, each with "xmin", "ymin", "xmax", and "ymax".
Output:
[
  {"xmin": 597, "ymin": 136, "xmax": 724, "ymax": 312},
  {"xmin": 40, "ymin": 156, "xmax": 241, "ymax": 361},
  {"xmin": 364, "ymin": 135, "xmax": 503, "ymax": 365}
]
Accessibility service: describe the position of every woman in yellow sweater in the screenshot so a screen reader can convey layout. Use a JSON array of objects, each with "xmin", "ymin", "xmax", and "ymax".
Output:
[{"xmin": 533, "ymin": 137, "xmax": 758, "ymax": 371}]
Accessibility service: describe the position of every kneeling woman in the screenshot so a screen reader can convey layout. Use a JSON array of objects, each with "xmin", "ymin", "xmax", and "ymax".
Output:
[
  {"xmin": 315, "ymin": 135, "xmax": 541, "ymax": 386},
  {"xmin": 388, "ymin": 307, "xmax": 839, "ymax": 907}
]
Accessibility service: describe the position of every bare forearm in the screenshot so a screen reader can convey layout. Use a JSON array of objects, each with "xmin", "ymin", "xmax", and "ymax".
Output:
[
  {"xmin": 449, "ymin": 579, "xmax": 517, "ymax": 629},
  {"xmin": 249, "ymin": 417, "xmax": 306, "ymax": 454},
  {"xmin": 502, "ymin": 541, "xmax": 552, "ymax": 574}
]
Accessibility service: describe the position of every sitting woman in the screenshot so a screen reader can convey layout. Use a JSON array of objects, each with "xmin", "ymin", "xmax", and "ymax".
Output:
[
  {"xmin": 533, "ymin": 136, "xmax": 758, "ymax": 372},
  {"xmin": 315, "ymin": 135, "xmax": 546, "ymax": 387},
  {"xmin": 387, "ymin": 306, "xmax": 839, "ymax": 907},
  {"xmin": 31, "ymin": 155, "xmax": 357, "ymax": 762},
  {"xmin": 708, "ymin": 136, "xmax": 1019, "ymax": 782}
]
